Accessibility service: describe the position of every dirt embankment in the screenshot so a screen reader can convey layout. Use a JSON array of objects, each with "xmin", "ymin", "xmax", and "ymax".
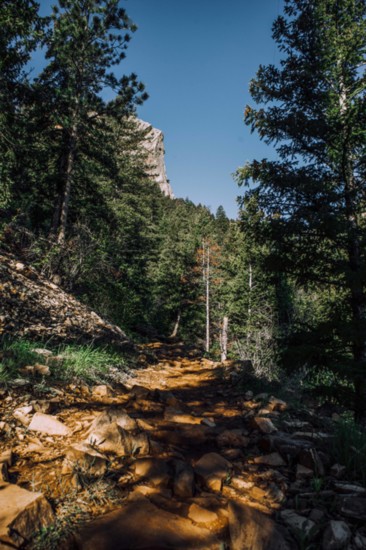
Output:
[{"xmin": 0, "ymin": 252, "xmax": 130, "ymax": 349}]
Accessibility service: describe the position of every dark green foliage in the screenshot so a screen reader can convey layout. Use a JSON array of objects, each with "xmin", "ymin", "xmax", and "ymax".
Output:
[{"xmin": 237, "ymin": 0, "xmax": 366, "ymax": 419}]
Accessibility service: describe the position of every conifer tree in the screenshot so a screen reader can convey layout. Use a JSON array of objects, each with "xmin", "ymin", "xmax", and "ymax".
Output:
[
  {"xmin": 38, "ymin": 0, "xmax": 147, "ymax": 244},
  {"xmin": 236, "ymin": 0, "xmax": 366, "ymax": 420}
]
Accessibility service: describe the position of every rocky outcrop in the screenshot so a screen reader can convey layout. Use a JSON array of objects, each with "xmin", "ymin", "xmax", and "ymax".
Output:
[
  {"xmin": 0, "ymin": 252, "xmax": 130, "ymax": 348},
  {"xmin": 136, "ymin": 118, "xmax": 174, "ymax": 198}
]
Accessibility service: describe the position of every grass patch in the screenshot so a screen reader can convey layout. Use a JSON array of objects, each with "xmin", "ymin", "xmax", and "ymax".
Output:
[
  {"xmin": 331, "ymin": 417, "xmax": 366, "ymax": 487},
  {"xmin": 0, "ymin": 338, "xmax": 133, "ymax": 386}
]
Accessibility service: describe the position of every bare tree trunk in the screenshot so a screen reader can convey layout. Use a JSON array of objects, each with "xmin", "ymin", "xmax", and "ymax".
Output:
[
  {"xmin": 205, "ymin": 245, "xmax": 210, "ymax": 353},
  {"xmin": 170, "ymin": 311, "xmax": 181, "ymax": 338},
  {"xmin": 220, "ymin": 315, "xmax": 229, "ymax": 362}
]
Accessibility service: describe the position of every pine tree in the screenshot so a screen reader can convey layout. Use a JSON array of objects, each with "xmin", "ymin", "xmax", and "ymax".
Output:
[
  {"xmin": 38, "ymin": 0, "xmax": 147, "ymax": 244},
  {"xmin": 0, "ymin": 0, "xmax": 41, "ymax": 211},
  {"xmin": 236, "ymin": 0, "xmax": 366, "ymax": 420}
]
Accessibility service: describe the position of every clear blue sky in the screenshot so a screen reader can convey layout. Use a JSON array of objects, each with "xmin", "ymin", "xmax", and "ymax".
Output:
[{"xmin": 38, "ymin": 0, "xmax": 283, "ymax": 219}]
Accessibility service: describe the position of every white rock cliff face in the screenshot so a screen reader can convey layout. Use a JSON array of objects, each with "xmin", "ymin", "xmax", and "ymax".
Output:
[{"xmin": 137, "ymin": 119, "xmax": 174, "ymax": 198}]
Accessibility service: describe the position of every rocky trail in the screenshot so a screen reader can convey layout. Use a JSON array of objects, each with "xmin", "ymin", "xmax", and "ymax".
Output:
[{"xmin": 1, "ymin": 342, "xmax": 366, "ymax": 549}]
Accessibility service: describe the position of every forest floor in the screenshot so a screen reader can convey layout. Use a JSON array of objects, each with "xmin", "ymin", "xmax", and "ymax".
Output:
[{"xmin": 1, "ymin": 342, "xmax": 366, "ymax": 549}]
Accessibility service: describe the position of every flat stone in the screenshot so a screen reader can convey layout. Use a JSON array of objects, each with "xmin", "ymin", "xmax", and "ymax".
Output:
[
  {"xmin": 63, "ymin": 443, "xmax": 107, "ymax": 476},
  {"xmin": 28, "ymin": 413, "xmax": 70, "ymax": 436},
  {"xmin": 188, "ymin": 503, "xmax": 218, "ymax": 524},
  {"xmin": 296, "ymin": 464, "xmax": 314, "ymax": 479},
  {"xmin": 228, "ymin": 500, "xmax": 293, "ymax": 550},
  {"xmin": 88, "ymin": 409, "xmax": 138, "ymax": 432},
  {"xmin": 251, "ymin": 417, "xmax": 278, "ymax": 434},
  {"xmin": 322, "ymin": 520, "xmax": 351, "ymax": 549},
  {"xmin": 253, "ymin": 452, "xmax": 285, "ymax": 467},
  {"xmin": 333, "ymin": 482, "xmax": 366, "ymax": 495},
  {"xmin": 231, "ymin": 477, "xmax": 255, "ymax": 492},
  {"xmin": 0, "ymin": 482, "xmax": 54, "ymax": 548},
  {"xmin": 194, "ymin": 453, "xmax": 232, "ymax": 492},
  {"xmin": 76, "ymin": 494, "xmax": 221, "ymax": 549},
  {"xmin": 268, "ymin": 397, "xmax": 287, "ymax": 412}
]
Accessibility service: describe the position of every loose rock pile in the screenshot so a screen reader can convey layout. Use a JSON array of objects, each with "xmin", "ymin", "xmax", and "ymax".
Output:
[
  {"xmin": 0, "ymin": 342, "xmax": 365, "ymax": 549},
  {"xmin": 0, "ymin": 252, "xmax": 130, "ymax": 348}
]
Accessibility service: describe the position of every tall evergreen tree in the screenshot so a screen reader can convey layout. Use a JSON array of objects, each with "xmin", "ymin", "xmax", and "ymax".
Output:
[
  {"xmin": 38, "ymin": 0, "xmax": 147, "ymax": 244},
  {"xmin": 236, "ymin": 0, "xmax": 366, "ymax": 420}
]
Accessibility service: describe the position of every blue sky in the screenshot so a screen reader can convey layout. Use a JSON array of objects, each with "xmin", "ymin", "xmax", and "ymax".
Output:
[{"xmin": 38, "ymin": 0, "xmax": 283, "ymax": 219}]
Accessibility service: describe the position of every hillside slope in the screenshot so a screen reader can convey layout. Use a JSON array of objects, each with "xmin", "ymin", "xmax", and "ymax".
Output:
[{"xmin": 0, "ymin": 252, "xmax": 130, "ymax": 349}]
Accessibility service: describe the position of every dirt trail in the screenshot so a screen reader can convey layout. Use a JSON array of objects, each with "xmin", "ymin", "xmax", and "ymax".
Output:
[{"xmin": 1, "ymin": 343, "xmax": 365, "ymax": 549}]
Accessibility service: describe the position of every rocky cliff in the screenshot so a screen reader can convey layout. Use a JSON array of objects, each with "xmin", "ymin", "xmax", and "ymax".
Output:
[
  {"xmin": 137, "ymin": 119, "xmax": 174, "ymax": 198},
  {"xmin": 0, "ymin": 253, "xmax": 130, "ymax": 349}
]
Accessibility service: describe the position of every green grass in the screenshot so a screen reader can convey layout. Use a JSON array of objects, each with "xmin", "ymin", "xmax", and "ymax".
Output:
[
  {"xmin": 331, "ymin": 417, "xmax": 366, "ymax": 487},
  {"xmin": 0, "ymin": 338, "xmax": 132, "ymax": 386}
]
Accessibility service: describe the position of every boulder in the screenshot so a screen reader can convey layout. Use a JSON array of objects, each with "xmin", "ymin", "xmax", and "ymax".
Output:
[
  {"xmin": 194, "ymin": 453, "xmax": 232, "ymax": 492},
  {"xmin": 228, "ymin": 500, "xmax": 293, "ymax": 550},
  {"xmin": 0, "ymin": 483, "xmax": 54, "ymax": 548},
  {"xmin": 322, "ymin": 521, "xmax": 351, "ymax": 550},
  {"xmin": 251, "ymin": 417, "xmax": 278, "ymax": 434},
  {"xmin": 63, "ymin": 443, "xmax": 107, "ymax": 477},
  {"xmin": 173, "ymin": 460, "xmax": 195, "ymax": 498}
]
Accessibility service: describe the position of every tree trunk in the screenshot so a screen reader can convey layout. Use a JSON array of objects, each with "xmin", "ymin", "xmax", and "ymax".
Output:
[
  {"xmin": 170, "ymin": 311, "xmax": 181, "ymax": 338},
  {"xmin": 220, "ymin": 315, "xmax": 229, "ymax": 362},
  {"xmin": 205, "ymin": 245, "xmax": 210, "ymax": 353},
  {"xmin": 57, "ymin": 125, "xmax": 77, "ymax": 245}
]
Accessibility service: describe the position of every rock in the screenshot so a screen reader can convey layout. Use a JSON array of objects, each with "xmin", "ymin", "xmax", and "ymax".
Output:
[
  {"xmin": 134, "ymin": 458, "xmax": 171, "ymax": 488},
  {"xmin": 268, "ymin": 397, "xmax": 287, "ymax": 412},
  {"xmin": 136, "ymin": 119, "xmax": 174, "ymax": 198},
  {"xmin": 217, "ymin": 429, "xmax": 250, "ymax": 448},
  {"xmin": 0, "ymin": 482, "xmax": 54, "ymax": 548},
  {"xmin": 28, "ymin": 412, "xmax": 70, "ymax": 436},
  {"xmin": 228, "ymin": 500, "xmax": 293, "ymax": 550},
  {"xmin": 298, "ymin": 448, "xmax": 325, "ymax": 476},
  {"xmin": 201, "ymin": 418, "xmax": 216, "ymax": 427},
  {"xmin": 231, "ymin": 477, "xmax": 255, "ymax": 492},
  {"xmin": 309, "ymin": 508, "xmax": 326, "ymax": 523},
  {"xmin": 13, "ymin": 406, "xmax": 33, "ymax": 427},
  {"xmin": 253, "ymin": 452, "xmax": 286, "ymax": 467},
  {"xmin": 0, "ymin": 450, "xmax": 13, "ymax": 467},
  {"xmin": 330, "ymin": 464, "xmax": 346, "ymax": 479},
  {"xmin": 280, "ymin": 510, "xmax": 316, "ymax": 537},
  {"xmin": 354, "ymin": 530, "xmax": 366, "ymax": 549},
  {"xmin": 87, "ymin": 419, "xmax": 149, "ymax": 457},
  {"xmin": 88, "ymin": 409, "xmax": 138, "ymax": 433},
  {"xmin": 251, "ymin": 417, "xmax": 278, "ymax": 434},
  {"xmin": 188, "ymin": 503, "xmax": 218, "ymax": 524},
  {"xmin": 0, "ymin": 463, "xmax": 9, "ymax": 482},
  {"xmin": 32, "ymin": 348, "xmax": 53, "ymax": 359},
  {"xmin": 63, "ymin": 443, "xmax": 107, "ymax": 476},
  {"xmin": 33, "ymin": 364, "xmax": 50, "ymax": 376},
  {"xmin": 333, "ymin": 482, "xmax": 366, "ymax": 495},
  {"xmin": 266, "ymin": 483, "xmax": 286, "ymax": 504},
  {"xmin": 75, "ymin": 494, "xmax": 221, "ymax": 549},
  {"xmin": 164, "ymin": 407, "xmax": 200, "ymax": 424},
  {"xmin": 194, "ymin": 452, "xmax": 232, "ymax": 492},
  {"xmin": 92, "ymin": 385, "xmax": 112, "ymax": 398},
  {"xmin": 244, "ymin": 391, "xmax": 254, "ymax": 400},
  {"xmin": 322, "ymin": 520, "xmax": 351, "ymax": 549},
  {"xmin": 173, "ymin": 460, "xmax": 195, "ymax": 498},
  {"xmin": 249, "ymin": 486, "xmax": 267, "ymax": 501},
  {"xmin": 339, "ymin": 497, "xmax": 366, "ymax": 521},
  {"xmin": 296, "ymin": 464, "xmax": 314, "ymax": 479}
]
